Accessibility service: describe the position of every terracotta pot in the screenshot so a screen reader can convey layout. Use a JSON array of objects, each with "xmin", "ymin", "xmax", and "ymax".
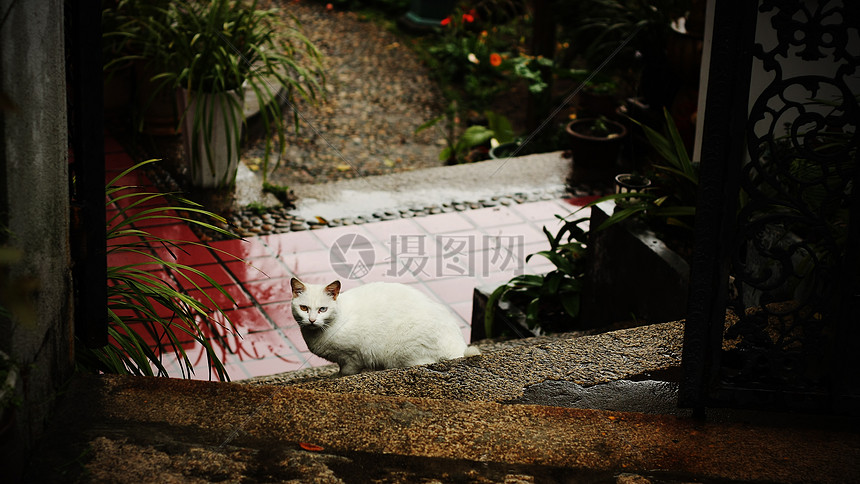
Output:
[{"xmin": 566, "ymin": 118, "xmax": 628, "ymax": 185}]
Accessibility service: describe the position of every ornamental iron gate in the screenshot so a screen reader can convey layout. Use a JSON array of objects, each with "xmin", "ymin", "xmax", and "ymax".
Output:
[{"xmin": 680, "ymin": 0, "xmax": 859, "ymax": 414}]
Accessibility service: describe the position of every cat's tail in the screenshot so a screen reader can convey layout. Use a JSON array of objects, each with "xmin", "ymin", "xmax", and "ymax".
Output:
[{"xmin": 463, "ymin": 346, "xmax": 481, "ymax": 357}]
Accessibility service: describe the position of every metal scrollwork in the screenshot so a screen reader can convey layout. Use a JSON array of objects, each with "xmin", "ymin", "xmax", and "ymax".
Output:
[{"xmin": 723, "ymin": 0, "xmax": 858, "ymax": 398}]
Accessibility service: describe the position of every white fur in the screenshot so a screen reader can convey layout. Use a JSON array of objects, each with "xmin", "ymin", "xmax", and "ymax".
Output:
[{"xmin": 290, "ymin": 278, "xmax": 480, "ymax": 376}]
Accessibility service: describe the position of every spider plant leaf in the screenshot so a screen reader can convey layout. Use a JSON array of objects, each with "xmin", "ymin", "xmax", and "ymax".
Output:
[
  {"xmin": 595, "ymin": 201, "xmax": 653, "ymax": 231},
  {"xmin": 543, "ymin": 271, "xmax": 562, "ymax": 295},
  {"xmin": 526, "ymin": 297, "xmax": 541, "ymax": 326},
  {"xmin": 415, "ymin": 114, "xmax": 444, "ymax": 135},
  {"xmin": 485, "ymin": 283, "xmax": 510, "ymax": 337},
  {"xmin": 652, "ymin": 163, "xmax": 698, "ymax": 186},
  {"xmin": 561, "ymin": 294, "xmax": 581, "ymax": 319},
  {"xmin": 662, "ymin": 107, "xmax": 696, "ymax": 181}
]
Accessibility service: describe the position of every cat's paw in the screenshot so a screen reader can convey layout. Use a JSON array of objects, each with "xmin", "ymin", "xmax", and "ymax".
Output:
[
  {"xmin": 337, "ymin": 363, "xmax": 363, "ymax": 376},
  {"xmin": 464, "ymin": 346, "xmax": 481, "ymax": 357}
]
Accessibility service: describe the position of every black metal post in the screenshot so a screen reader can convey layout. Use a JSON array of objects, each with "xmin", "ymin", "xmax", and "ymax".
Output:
[
  {"xmin": 679, "ymin": 0, "xmax": 758, "ymax": 410},
  {"xmin": 68, "ymin": 1, "xmax": 107, "ymax": 348}
]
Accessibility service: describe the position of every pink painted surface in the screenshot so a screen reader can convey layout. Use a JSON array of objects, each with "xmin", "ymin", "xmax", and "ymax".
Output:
[{"xmin": 104, "ymin": 136, "xmax": 587, "ymax": 381}]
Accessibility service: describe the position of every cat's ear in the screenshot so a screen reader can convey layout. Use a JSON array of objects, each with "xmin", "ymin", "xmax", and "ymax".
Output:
[
  {"xmin": 290, "ymin": 278, "xmax": 306, "ymax": 297},
  {"xmin": 324, "ymin": 280, "xmax": 341, "ymax": 299}
]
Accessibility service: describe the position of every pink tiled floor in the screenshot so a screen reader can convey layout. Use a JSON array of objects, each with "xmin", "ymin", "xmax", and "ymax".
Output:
[{"xmin": 104, "ymin": 136, "xmax": 598, "ymax": 381}]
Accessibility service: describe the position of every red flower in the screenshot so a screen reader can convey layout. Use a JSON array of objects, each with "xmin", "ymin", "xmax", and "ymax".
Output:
[
  {"xmin": 489, "ymin": 53, "xmax": 502, "ymax": 67},
  {"xmin": 462, "ymin": 13, "xmax": 474, "ymax": 23},
  {"xmin": 441, "ymin": 17, "xmax": 451, "ymax": 26}
]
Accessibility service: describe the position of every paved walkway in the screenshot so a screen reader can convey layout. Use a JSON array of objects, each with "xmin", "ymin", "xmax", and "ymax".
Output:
[{"xmin": 105, "ymin": 136, "xmax": 598, "ymax": 380}]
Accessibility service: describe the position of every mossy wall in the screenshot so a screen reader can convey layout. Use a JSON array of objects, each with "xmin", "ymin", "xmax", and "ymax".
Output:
[{"xmin": 0, "ymin": 0, "xmax": 74, "ymax": 480}]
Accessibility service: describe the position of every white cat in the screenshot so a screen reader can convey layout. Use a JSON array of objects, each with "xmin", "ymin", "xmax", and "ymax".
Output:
[{"xmin": 290, "ymin": 278, "xmax": 480, "ymax": 376}]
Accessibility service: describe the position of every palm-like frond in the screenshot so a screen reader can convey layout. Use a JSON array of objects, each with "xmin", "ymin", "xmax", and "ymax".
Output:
[{"xmin": 78, "ymin": 160, "xmax": 242, "ymax": 381}]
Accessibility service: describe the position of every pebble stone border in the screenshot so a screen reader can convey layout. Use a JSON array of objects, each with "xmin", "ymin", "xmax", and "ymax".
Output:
[
  {"xmin": 221, "ymin": 184, "xmax": 608, "ymax": 239},
  {"xmin": 137, "ymin": 153, "xmax": 610, "ymax": 241}
]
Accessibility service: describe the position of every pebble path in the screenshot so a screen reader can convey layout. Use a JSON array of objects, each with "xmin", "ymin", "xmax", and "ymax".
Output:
[
  {"xmin": 165, "ymin": 2, "xmax": 611, "ymax": 240},
  {"xmin": 242, "ymin": 2, "xmax": 447, "ymax": 187}
]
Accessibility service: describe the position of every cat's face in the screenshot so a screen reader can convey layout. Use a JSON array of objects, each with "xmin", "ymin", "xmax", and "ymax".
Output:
[{"xmin": 290, "ymin": 278, "xmax": 341, "ymax": 329}]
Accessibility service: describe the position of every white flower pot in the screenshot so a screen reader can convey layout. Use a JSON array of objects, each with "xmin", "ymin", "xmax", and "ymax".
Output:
[{"xmin": 179, "ymin": 88, "xmax": 245, "ymax": 188}]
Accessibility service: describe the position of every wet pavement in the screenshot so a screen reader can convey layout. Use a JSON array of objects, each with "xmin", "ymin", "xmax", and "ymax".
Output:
[
  {"xmin": 106, "ymin": 134, "xmax": 606, "ymax": 381},
  {"xmin": 25, "ymin": 321, "xmax": 860, "ymax": 483}
]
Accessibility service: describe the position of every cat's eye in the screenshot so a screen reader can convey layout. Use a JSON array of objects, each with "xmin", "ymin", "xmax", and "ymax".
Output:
[
  {"xmin": 318, "ymin": 307, "xmax": 327, "ymax": 313},
  {"xmin": 299, "ymin": 305, "xmax": 309, "ymax": 312}
]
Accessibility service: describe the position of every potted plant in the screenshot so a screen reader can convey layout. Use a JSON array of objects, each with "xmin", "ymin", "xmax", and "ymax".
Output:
[
  {"xmin": 485, "ymin": 110, "xmax": 518, "ymax": 159},
  {"xmin": 101, "ymin": 0, "xmax": 134, "ymax": 119},
  {"xmin": 488, "ymin": 140, "xmax": 520, "ymax": 159},
  {"xmin": 588, "ymin": 108, "xmax": 698, "ymax": 236},
  {"xmin": 416, "ymin": 107, "xmax": 515, "ymax": 164},
  {"xmin": 103, "ymin": 0, "xmax": 182, "ymax": 134},
  {"xmin": 614, "ymin": 173, "xmax": 652, "ymax": 206},
  {"xmin": 562, "ymin": 69, "xmax": 622, "ymax": 118},
  {"xmin": 140, "ymin": 0, "xmax": 326, "ymax": 189},
  {"xmin": 566, "ymin": 115, "xmax": 628, "ymax": 185},
  {"xmin": 556, "ymin": 0, "xmax": 692, "ymax": 105},
  {"xmin": 480, "ymin": 214, "xmax": 591, "ymax": 339},
  {"xmin": 478, "ymin": 109, "xmax": 701, "ymax": 339}
]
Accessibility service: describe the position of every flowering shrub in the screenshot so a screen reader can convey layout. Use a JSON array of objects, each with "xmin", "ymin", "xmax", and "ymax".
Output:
[
  {"xmin": 508, "ymin": 54, "xmax": 555, "ymax": 94},
  {"xmin": 428, "ymin": 7, "xmax": 512, "ymax": 110}
]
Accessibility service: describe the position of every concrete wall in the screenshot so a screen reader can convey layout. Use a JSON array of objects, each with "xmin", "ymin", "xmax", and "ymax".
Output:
[{"xmin": 0, "ymin": 0, "xmax": 74, "ymax": 479}]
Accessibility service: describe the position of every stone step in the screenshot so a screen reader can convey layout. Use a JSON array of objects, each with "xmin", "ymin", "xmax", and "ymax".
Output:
[
  {"xmin": 244, "ymin": 321, "xmax": 685, "ymax": 415},
  {"xmin": 31, "ymin": 321, "xmax": 859, "ymax": 483}
]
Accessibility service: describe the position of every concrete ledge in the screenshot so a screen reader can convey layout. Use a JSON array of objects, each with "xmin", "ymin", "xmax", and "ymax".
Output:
[
  {"xmin": 289, "ymin": 151, "xmax": 570, "ymax": 220},
  {"xmin": 291, "ymin": 321, "xmax": 685, "ymax": 403}
]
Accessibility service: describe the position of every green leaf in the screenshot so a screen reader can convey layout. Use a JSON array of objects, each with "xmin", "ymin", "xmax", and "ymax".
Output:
[
  {"xmin": 525, "ymin": 297, "xmax": 541, "ymax": 326},
  {"xmin": 439, "ymin": 146, "xmax": 452, "ymax": 162},
  {"xmin": 662, "ymin": 107, "xmax": 696, "ymax": 182},
  {"xmin": 414, "ymin": 114, "xmax": 443, "ymax": 135},
  {"xmin": 485, "ymin": 111, "xmax": 514, "ymax": 144},
  {"xmin": 561, "ymin": 294, "xmax": 580, "ymax": 318},
  {"xmin": 484, "ymin": 284, "xmax": 509, "ymax": 338},
  {"xmin": 78, "ymin": 158, "xmax": 246, "ymax": 381},
  {"xmin": 544, "ymin": 271, "xmax": 562, "ymax": 295},
  {"xmin": 596, "ymin": 203, "xmax": 651, "ymax": 231},
  {"xmin": 458, "ymin": 125, "xmax": 494, "ymax": 149}
]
